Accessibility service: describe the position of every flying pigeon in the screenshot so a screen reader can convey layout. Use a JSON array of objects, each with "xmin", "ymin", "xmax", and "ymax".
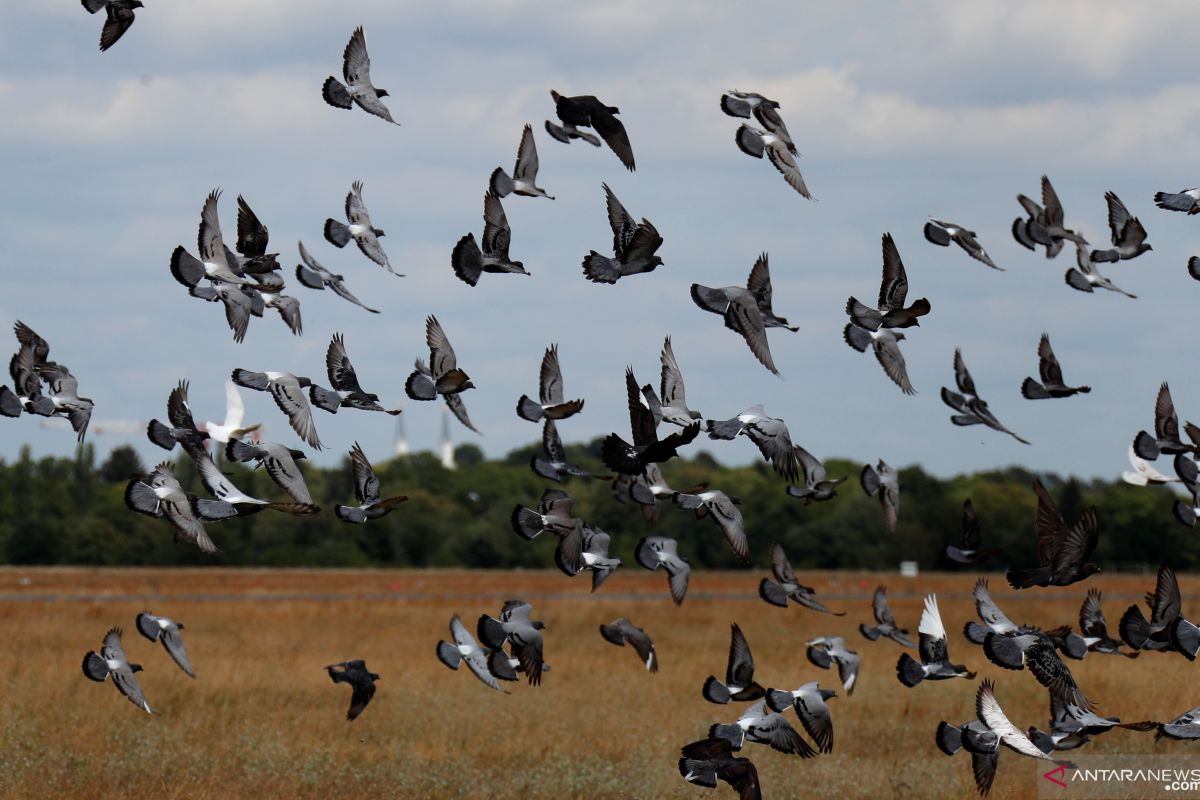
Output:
[
  {"xmin": 719, "ymin": 90, "xmax": 778, "ymax": 120},
  {"xmin": 759, "ymin": 542, "xmax": 844, "ymax": 615},
  {"xmin": 230, "ymin": 369, "xmax": 322, "ymax": 449},
  {"xmin": 649, "ymin": 336, "xmax": 702, "ymax": 426},
  {"xmin": 202, "ymin": 380, "xmax": 261, "ymax": 445},
  {"xmin": 36, "ymin": 362, "xmax": 94, "ymax": 442},
  {"xmin": 405, "ymin": 316, "xmax": 474, "ymax": 401},
  {"xmin": 599, "ymin": 618, "xmax": 658, "ymax": 672},
  {"xmin": 294, "ymin": 241, "xmax": 380, "ymax": 313},
  {"xmin": 1021, "ymin": 334, "xmax": 1090, "ymax": 400},
  {"xmin": 1006, "ymin": 480, "xmax": 1100, "ymax": 589},
  {"xmin": 706, "ymin": 405, "xmax": 799, "ymax": 482},
  {"xmin": 897, "ymin": 594, "xmax": 976, "ymax": 687},
  {"xmin": 185, "ymin": 280, "xmax": 254, "ymax": 343},
  {"xmin": 602, "ymin": 368, "xmax": 699, "ymax": 475},
  {"xmin": 847, "ymin": 234, "xmax": 931, "ymax": 331},
  {"xmin": 230, "ymin": 195, "xmax": 280, "ymax": 274},
  {"xmin": 490, "ymin": 124, "xmax": 553, "ymax": 199},
  {"xmin": 310, "ymin": 333, "xmax": 399, "ymax": 415},
  {"xmin": 136, "ymin": 612, "xmax": 194, "ymax": 678},
  {"xmin": 969, "ymin": 680, "xmax": 1068, "ymax": 792},
  {"xmin": 477, "ymin": 600, "xmax": 545, "ymax": 686},
  {"xmin": 1077, "ymin": 588, "xmax": 1138, "ymax": 658},
  {"xmin": 517, "ymin": 344, "xmax": 583, "ymax": 423},
  {"xmin": 619, "ymin": 462, "xmax": 683, "ymax": 523},
  {"xmin": 1065, "ymin": 242, "xmax": 1136, "ymax": 298},
  {"xmin": 82, "ymin": 0, "xmax": 143, "ymax": 52},
  {"xmin": 733, "ymin": 125, "xmax": 812, "ymax": 199},
  {"xmin": 940, "ymin": 349, "xmax": 1029, "ymax": 444},
  {"xmin": 486, "ymin": 642, "xmax": 552, "ymax": 683},
  {"xmin": 435, "ymin": 614, "xmax": 502, "ymax": 691},
  {"xmin": 1122, "ymin": 444, "xmax": 1178, "ymax": 487},
  {"xmin": 324, "ymin": 181, "xmax": 397, "ymax": 274},
  {"xmin": 1091, "ymin": 191, "xmax": 1151, "ymax": 263},
  {"xmin": 1, "ymin": 323, "xmax": 55, "ymax": 417},
  {"xmin": 225, "ymin": 439, "xmax": 314, "ymax": 505},
  {"xmin": 1120, "ymin": 563, "xmax": 1181, "ymax": 652},
  {"xmin": 1017, "ymin": 175, "xmax": 1089, "ymax": 258},
  {"xmin": 521, "ymin": 419, "xmax": 589, "ymax": 483},
  {"xmin": 635, "ymin": 535, "xmax": 690, "ymax": 605},
  {"xmin": 1132, "ymin": 382, "xmax": 1197, "ymax": 461},
  {"xmin": 764, "ymin": 682, "xmax": 836, "ymax": 755},
  {"xmin": 1028, "ymin": 691, "xmax": 1156, "ymax": 753},
  {"xmin": 946, "ymin": 499, "xmax": 998, "ymax": 565},
  {"xmin": 1154, "ymin": 188, "xmax": 1200, "ymax": 215},
  {"xmin": 240, "ymin": 270, "xmax": 301, "ymax": 337},
  {"xmin": 981, "ymin": 631, "xmax": 1093, "ymax": 712},
  {"xmin": 858, "ymin": 585, "xmax": 914, "ymax": 647},
  {"xmin": 709, "ymin": 700, "xmax": 817, "ymax": 758},
  {"xmin": 860, "ymin": 459, "xmax": 900, "ymax": 535},
  {"xmin": 703, "ymin": 623, "xmax": 765, "ymax": 704},
  {"xmin": 81, "ymin": 628, "xmax": 151, "ymax": 713},
  {"xmin": 786, "ymin": 445, "xmax": 844, "ymax": 504},
  {"xmin": 452, "ymin": 191, "xmax": 529, "ymax": 287},
  {"xmin": 934, "ymin": 716, "xmax": 1000, "ymax": 797},
  {"xmin": 572, "ymin": 524, "xmax": 621, "ymax": 591},
  {"xmin": 170, "ymin": 190, "xmax": 252, "ymax": 290},
  {"xmin": 181, "ymin": 440, "xmax": 318, "ymax": 519},
  {"xmin": 678, "ymin": 737, "xmax": 761, "ymax": 800},
  {"xmin": 582, "ymin": 184, "xmax": 663, "ymax": 283},
  {"xmin": 674, "ymin": 488, "xmax": 746, "ymax": 561},
  {"xmin": 123, "ymin": 462, "xmax": 217, "ymax": 554},
  {"xmin": 1172, "ymin": 453, "xmax": 1200, "ymax": 526},
  {"xmin": 1156, "ymin": 706, "xmax": 1200, "ymax": 741},
  {"xmin": 334, "ymin": 443, "xmax": 408, "ymax": 523},
  {"xmin": 923, "ymin": 219, "xmax": 1001, "ymax": 270},
  {"xmin": 325, "ymin": 660, "xmax": 380, "ymax": 721},
  {"xmin": 511, "ymin": 488, "xmax": 579, "ymax": 540},
  {"xmin": 843, "ymin": 322, "xmax": 914, "ymax": 395},
  {"xmin": 549, "ymin": 91, "xmax": 635, "ymax": 170},
  {"xmin": 693, "ymin": 283, "xmax": 783, "ymax": 377},
  {"xmin": 805, "ymin": 636, "xmax": 860, "ymax": 695},
  {"xmin": 322, "ymin": 27, "xmax": 397, "ymax": 125},
  {"xmin": 409, "ymin": 357, "xmax": 478, "ymax": 434},
  {"xmin": 963, "ymin": 578, "xmax": 1021, "ymax": 646}
]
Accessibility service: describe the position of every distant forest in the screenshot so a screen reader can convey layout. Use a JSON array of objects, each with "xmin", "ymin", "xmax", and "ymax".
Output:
[{"xmin": 0, "ymin": 440, "xmax": 1193, "ymax": 572}]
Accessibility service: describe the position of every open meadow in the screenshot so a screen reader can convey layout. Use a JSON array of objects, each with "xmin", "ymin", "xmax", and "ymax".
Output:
[{"xmin": 0, "ymin": 567, "xmax": 1196, "ymax": 799}]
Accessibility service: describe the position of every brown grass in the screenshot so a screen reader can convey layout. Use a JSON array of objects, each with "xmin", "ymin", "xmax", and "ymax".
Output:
[{"xmin": 0, "ymin": 567, "xmax": 1195, "ymax": 800}]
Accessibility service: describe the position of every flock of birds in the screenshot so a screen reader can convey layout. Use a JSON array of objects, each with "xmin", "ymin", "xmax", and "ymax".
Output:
[{"xmin": 9, "ymin": 9, "xmax": 1200, "ymax": 798}]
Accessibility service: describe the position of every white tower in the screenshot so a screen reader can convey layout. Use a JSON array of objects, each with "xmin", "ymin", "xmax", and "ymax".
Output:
[
  {"xmin": 393, "ymin": 414, "xmax": 409, "ymax": 457},
  {"xmin": 439, "ymin": 406, "xmax": 456, "ymax": 469}
]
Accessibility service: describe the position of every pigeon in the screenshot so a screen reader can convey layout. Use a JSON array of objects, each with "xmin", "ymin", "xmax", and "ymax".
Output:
[
  {"xmin": 573, "ymin": 524, "xmax": 622, "ymax": 591},
  {"xmin": 982, "ymin": 631, "xmax": 1093, "ymax": 712},
  {"xmin": 649, "ymin": 336, "xmax": 702, "ymax": 426},
  {"xmin": 1156, "ymin": 706, "xmax": 1200, "ymax": 741},
  {"xmin": 147, "ymin": 381, "xmax": 210, "ymax": 452},
  {"xmin": 452, "ymin": 191, "xmax": 529, "ymax": 287},
  {"xmin": 123, "ymin": 462, "xmax": 218, "ymax": 554},
  {"xmin": 476, "ymin": 600, "xmax": 545, "ymax": 686},
  {"xmin": 1012, "ymin": 190, "xmax": 1052, "ymax": 253},
  {"xmin": 1025, "ymin": 175, "xmax": 1089, "ymax": 257},
  {"xmin": 1020, "ymin": 334, "xmax": 1090, "ymax": 399},
  {"xmin": 1172, "ymin": 453, "xmax": 1200, "ymax": 526},
  {"xmin": 325, "ymin": 660, "xmax": 379, "ymax": 721},
  {"xmin": 405, "ymin": 316, "xmax": 474, "ymax": 401},
  {"xmin": 705, "ymin": 405, "xmax": 799, "ymax": 482},
  {"xmin": 224, "ymin": 439, "xmax": 314, "ymax": 505},
  {"xmin": 202, "ymin": 380, "xmax": 261, "ymax": 445},
  {"xmin": 1065, "ymin": 241, "xmax": 1136, "ymax": 298},
  {"xmin": 511, "ymin": 488, "xmax": 580, "ymax": 540},
  {"xmin": 322, "ymin": 27, "xmax": 397, "ymax": 125},
  {"xmin": 1120, "ymin": 562, "xmax": 1181, "ymax": 652},
  {"xmin": 543, "ymin": 118, "xmax": 600, "ymax": 148},
  {"xmin": 324, "ymin": 181, "xmax": 397, "ymax": 274},
  {"xmin": 170, "ymin": 190, "xmax": 252, "ymax": 289},
  {"xmin": 334, "ymin": 443, "xmax": 408, "ymax": 523},
  {"xmin": 181, "ymin": 440, "xmax": 318, "ymax": 519},
  {"xmin": 1006, "ymin": 480, "xmax": 1100, "ymax": 589},
  {"xmin": 582, "ymin": 184, "xmax": 663, "ymax": 284},
  {"xmin": 733, "ymin": 125, "xmax": 812, "ymax": 199},
  {"xmin": 490, "ymin": 124, "xmax": 553, "ymax": 200},
  {"xmin": 231, "ymin": 369, "xmax": 322, "ymax": 449},
  {"xmin": 923, "ymin": 219, "xmax": 1001, "ymax": 270},
  {"xmin": 1123, "ymin": 444, "xmax": 1179, "ymax": 487},
  {"xmin": 846, "ymin": 233, "xmax": 931, "ymax": 331},
  {"xmin": 620, "ymin": 462, "xmax": 683, "ymax": 523},
  {"xmin": 709, "ymin": 700, "xmax": 817, "ymax": 758},
  {"xmin": 703, "ymin": 623, "xmax": 765, "ymax": 705},
  {"xmin": 786, "ymin": 445, "xmax": 845, "ymax": 504},
  {"xmin": 860, "ymin": 460, "xmax": 900, "ymax": 535},
  {"xmin": 549, "ymin": 91, "xmax": 635, "ymax": 170},
  {"xmin": 410, "ymin": 358, "xmax": 478, "ymax": 435},
  {"xmin": 1091, "ymin": 191, "xmax": 1151, "ymax": 263},
  {"xmin": 242, "ymin": 270, "xmax": 302, "ymax": 337},
  {"xmin": 1133, "ymin": 382, "xmax": 1197, "ymax": 461},
  {"xmin": 974, "ymin": 680, "xmax": 1067, "ymax": 777},
  {"xmin": 674, "ymin": 488, "xmax": 746, "ymax": 561},
  {"xmin": 1154, "ymin": 188, "xmax": 1200, "ymax": 215},
  {"xmin": 1028, "ymin": 692, "xmax": 1156, "ymax": 752},
  {"xmin": 602, "ymin": 368, "xmax": 700, "ymax": 475},
  {"xmin": 897, "ymin": 594, "xmax": 977, "ymax": 687},
  {"xmin": 692, "ymin": 281, "xmax": 782, "ymax": 376},
  {"xmin": 529, "ymin": 419, "xmax": 592, "ymax": 482},
  {"xmin": 230, "ymin": 195, "xmax": 280, "ymax": 274},
  {"xmin": 805, "ymin": 636, "xmax": 859, "ymax": 695},
  {"xmin": 758, "ymin": 542, "xmax": 844, "ymax": 615},
  {"xmin": 678, "ymin": 737, "xmax": 761, "ymax": 800},
  {"xmin": 82, "ymin": 0, "xmax": 143, "ymax": 52},
  {"xmin": 1078, "ymin": 589, "xmax": 1138, "ymax": 658},
  {"xmin": 946, "ymin": 499, "xmax": 999, "ymax": 565},
  {"xmin": 719, "ymin": 90, "xmax": 778, "ymax": 120},
  {"xmin": 186, "ymin": 280, "xmax": 255, "ymax": 343},
  {"xmin": 934, "ymin": 717, "xmax": 1000, "ymax": 798},
  {"xmin": 294, "ymin": 241, "xmax": 380, "ymax": 313},
  {"xmin": 963, "ymin": 578, "xmax": 1021, "ymax": 646},
  {"xmin": 517, "ymin": 344, "xmax": 583, "ymax": 423},
  {"xmin": 311, "ymin": 333, "xmax": 399, "ymax": 415},
  {"xmin": 940, "ymin": 349, "xmax": 1030, "ymax": 444},
  {"xmin": 764, "ymin": 682, "xmax": 837, "ymax": 755},
  {"xmin": 2, "ymin": 323, "xmax": 55, "ymax": 416},
  {"xmin": 36, "ymin": 362, "xmax": 94, "ymax": 442},
  {"xmin": 843, "ymin": 322, "xmax": 914, "ymax": 395},
  {"xmin": 486, "ymin": 642, "xmax": 552, "ymax": 683},
  {"xmin": 435, "ymin": 615, "xmax": 502, "ymax": 691},
  {"xmin": 634, "ymin": 535, "xmax": 690, "ymax": 605},
  {"xmin": 81, "ymin": 628, "xmax": 151, "ymax": 713},
  {"xmin": 858, "ymin": 585, "xmax": 915, "ymax": 647},
  {"xmin": 136, "ymin": 612, "xmax": 194, "ymax": 678},
  {"xmin": 599, "ymin": 618, "xmax": 658, "ymax": 672}
]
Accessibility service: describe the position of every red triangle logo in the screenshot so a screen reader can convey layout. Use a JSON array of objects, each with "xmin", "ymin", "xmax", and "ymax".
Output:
[{"xmin": 1043, "ymin": 764, "xmax": 1068, "ymax": 788}]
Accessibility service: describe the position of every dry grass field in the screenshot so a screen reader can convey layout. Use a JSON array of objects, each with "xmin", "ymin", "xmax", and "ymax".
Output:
[{"xmin": 0, "ymin": 567, "xmax": 1196, "ymax": 800}]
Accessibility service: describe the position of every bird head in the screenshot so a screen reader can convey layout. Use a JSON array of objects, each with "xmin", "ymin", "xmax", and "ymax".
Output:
[
  {"xmin": 608, "ymin": 105, "xmax": 620, "ymax": 114},
  {"xmin": 131, "ymin": 663, "xmax": 144, "ymax": 673},
  {"xmin": 370, "ymin": 672, "xmax": 381, "ymax": 680},
  {"xmin": 533, "ymin": 621, "xmax": 547, "ymax": 631},
  {"xmin": 290, "ymin": 449, "xmax": 308, "ymax": 461},
  {"xmin": 821, "ymin": 689, "xmax": 838, "ymax": 700},
  {"xmin": 650, "ymin": 256, "xmax": 665, "ymax": 269},
  {"xmin": 373, "ymin": 227, "xmax": 386, "ymax": 238},
  {"xmin": 461, "ymin": 379, "xmax": 476, "ymax": 391},
  {"xmin": 1084, "ymin": 563, "xmax": 1102, "ymax": 576},
  {"xmin": 894, "ymin": 332, "xmax": 907, "ymax": 341},
  {"xmin": 131, "ymin": 0, "xmax": 144, "ymax": 6},
  {"xmin": 376, "ymin": 89, "xmax": 390, "ymax": 98}
]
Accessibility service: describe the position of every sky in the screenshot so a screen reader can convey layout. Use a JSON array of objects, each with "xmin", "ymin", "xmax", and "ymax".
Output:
[{"xmin": 2, "ymin": 1, "xmax": 1200, "ymax": 481}]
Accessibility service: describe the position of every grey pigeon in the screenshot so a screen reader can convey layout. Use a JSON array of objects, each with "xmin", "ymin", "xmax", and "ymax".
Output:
[
  {"xmin": 706, "ymin": 404, "xmax": 799, "ymax": 481},
  {"xmin": 410, "ymin": 357, "xmax": 479, "ymax": 434},
  {"xmin": 935, "ymin": 717, "xmax": 1000, "ymax": 797},
  {"xmin": 601, "ymin": 368, "xmax": 700, "ymax": 475},
  {"xmin": 136, "ymin": 612, "xmax": 194, "ymax": 678},
  {"xmin": 691, "ymin": 254, "xmax": 797, "ymax": 370},
  {"xmin": 651, "ymin": 336, "xmax": 702, "ymax": 426},
  {"xmin": 325, "ymin": 660, "xmax": 379, "ymax": 721},
  {"xmin": 549, "ymin": 91, "xmax": 635, "ymax": 170},
  {"xmin": 582, "ymin": 184, "xmax": 663, "ymax": 284},
  {"xmin": 1, "ymin": 323, "xmax": 55, "ymax": 417},
  {"xmin": 82, "ymin": 0, "xmax": 143, "ymax": 52},
  {"xmin": 967, "ymin": 680, "xmax": 1068, "ymax": 790},
  {"xmin": 1154, "ymin": 188, "xmax": 1200, "ymax": 215},
  {"xmin": 36, "ymin": 362, "xmax": 94, "ymax": 442},
  {"xmin": 1021, "ymin": 334, "xmax": 1090, "ymax": 399},
  {"xmin": 1091, "ymin": 191, "xmax": 1151, "ymax": 263},
  {"xmin": 1157, "ymin": 706, "xmax": 1200, "ymax": 741},
  {"xmin": 573, "ymin": 524, "xmax": 621, "ymax": 591},
  {"xmin": 123, "ymin": 461, "xmax": 217, "ymax": 554},
  {"xmin": 619, "ymin": 462, "xmax": 683, "ymax": 523},
  {"xmin": 634, "ymin": 535, "xmax": 690, "ymax": 605},
  {"xmin": 674, "ymin": 488, "xmax": 745, "ymax": 561},
  {"xmin": 860, "ymin": 459, "xmax": 900, "ymax": 535},
  {"xmin": 734, "ymin": 125, "xmax": 812, "ymax": 199},
  {"xmin": 703, "ymin": 623, "xmax": 765, "ymax": 704},
  {"xmin": 759, "ymin": 542, "xmax": 844, "ymax": 615},
  {"xmin": 858, "ymin": 585, "xmax": 914, "ymax": 647},
  {"xmin": 805, "ymin": 636, "xmax": 859, "ymax": 695},
  {"xmin": 452, "ymin": 191, "xmax": 529, "ymax": 286},
  {"xmin": 1028, "ymin": 175, "xmax": 1089, "ymax": 257},
  {"xmin": 231, "ymin": 369, "xmax": 323, "ymax": 449},
  {"xmin": 709, "ymin": 700, "xmax": 817, "ymax": 758},
  {"xmin": 181, "ymin": 440, "xmax": 318, "ymax": 519},
  {"xmin": 1172, "ymin": 452, "xmax": 1200, "ymax": 526},
  {"xmin": 940, "ymin": 349, "xmax": 1030, "ymax": 444},
  {"xmin": 1065, "ymin": 241, "xmax": 1136, "ymax": 298},
  {"xmin": 719, "ymin": 90, "xmax": 778, "ymax": 120},
  {"xmin": 334, "ymin": 443, "xmax": 408, "ymax": 523},
  {"xmin": 486, "ymin": 642, "xmax": 552, "ymax": 683},
  {"xmin": 963, "ymin": 578, "xmax": 1020, "ymax": 645},
  {"xmin": 231, "ymin": 195, "xmax": 281, "ymax": 274},
  {"xmin": 1012, "ymin": 189, "xmax": 1052, "ymax": 253},
  {"xmin": 294, "ymin": 241, "xmax": 380, "ymax": 313},
  {"xmin": 982, "ymin": 631, "xmax": 1093, "ymax": 712},
  {"xmin": 81, "ymin": 628, "xmax": 151, "ymax": 713},
  {"xmin": 843, "ymin": 322, "xmax": 914, "ymax": 395},
  {"xmin": 924, "ymin": 219, "xmax": 1001, "ymax": 270},
  {"xmin": 322, "ymin": 27, "xmax": 397, "ymax": 125},
  {"xmin": 1132, "ymin": 382, "xmax": 1197, "ymax": 461},
  {"xmin": 1120, "ymin": 562, "xmax": 1181, "ymax": 653},
  {"xmin": 517, "ymin": 344, "xmax": 583, "ymax": 423},
  {"xmin": 1078, "ymin": 588, "xmax": 1139, "ymax": 658},
  {"xmin": 311, "ymin": 333, "xmax": 399, "ymax": 415},
  {"xmin": 147, "ymin": 380, "xmax": 209, "ymax": 452},
  {"xmin": 678, "ymin": 737, "xmax": 761, "ymax": 800},
  {"xmin": 405, "ymin": 316, "xmax": 474, "ymax": 401},
  {"xmin": 1005, "ymin": 480, "xmax": 1100, "ymax": 589},
  {"xmin": 846, "ymin": 233, "xmax": 931, "ymax": 330},
  {"xmin": 477, "ymin": 600, "xmax": 545, "ymax": 686},
  {"xmin": 243, "ymin": 271, "xmax": 301, "ymax": 337},
  {"xmin": 324, "ymin": 181, "xmax": 398, "ymax": 275},
  {"xmin": 511, "ymin": 489, "xmax": 581, "ymax": 543},
  {"xmin": 786, "ymin": 445, "xmax": 844, "ymax": 504},
  {"xmin": 490, "ymin": 124, "xmax": 553, "ymax": 199},
  {"xmin": 169, "ymin": 190, "xmax": 251, "ymax": 288},
  {"xmin": 897, "ymin": 594, "xmax": 976, "ymax": 687},
  {"xmin": 1030, "ymin": 689, "xmax": 1157, "ymax": 753},
  {"xmin": 946, "ymin": 499, "xmax": 998, "ymax": 565},
  {"xmin": 764, "ymin": 681, "xmax": 837, "ymax": 754},
  {"xmin": 435, "ymin": 614, "xmax": 502, "ymax": 691},
  {"xmin": 599, "ymin": 618, "xmax": 658, "ymax": 672},
  {"xmin": 225, "ymin": 438, "xmax": 313, "ymax": 505},
  {"xmin": 530, "ymin": 419, "xmax": 591, "ymax": 482}
]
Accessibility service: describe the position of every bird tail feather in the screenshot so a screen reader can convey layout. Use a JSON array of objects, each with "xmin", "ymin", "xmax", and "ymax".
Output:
[
  {"xmin": 404, "ymin": 370, "xmax": 437, "ymax": 401},
  {"xmin": 489, "ymin": 168, "xmax": 515, "ymax": 198},
  {"xmin": 450, "ymin": 233, "xmax": 483, "ymax": 287},
  {"xmin": 1021, "ymin": 378, "xmax": 1051, "ymax": 400},
  {"xmin": 510, "ymin": 506, "xmax": 545, "ymax": 541},
  {"xmin": 170, "ymin": 246, "xmax": 206, "ymax": 288},
  {"xmin": 321, "ymin": 77, "xmax": 353, "ymax": 109},
  {"xmin": 896, "ymin": 652, "xmax": 925, "ymax": 687},
  {"xmin": 435, "ymin": 640, "xmax": 461, "ymax": 671},
  {"xmin": 324, "ymin": 219, "xmax": 351, "ymax": 248},
  {"xmin": 516, "ymin": 394, "xmax": 544, "ymax": 423},
  {"xmin": 935, "ymin": 721, "xmax": 962, "ymax": 756},
  {"xmin": 146, "ymin": 419, "xmax": 177, "ymax": 451},
  {"xmin": 581, "ymin": 252, "xmax": 621, "ymax": 284},
  {"xmin": 702, "ymin": 676, "xmax": 732, "ymax": 704}
]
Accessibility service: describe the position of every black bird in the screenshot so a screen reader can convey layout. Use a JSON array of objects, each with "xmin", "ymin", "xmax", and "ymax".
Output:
[
  {"xmin": 405, "ymin": 316, "xmax": 474, "ymax": 400},
  {"xmin": 1091, "ymin": 191, "xmax": 1151, "ymax": 263},
  {"xmin": 1133, "ymin": 382, "xmax": 1198, "ymax": 461},
  {"xmin": 1005, "ymin": 480, "xmax": 1100, "ymax": 589},
  {"xmin": 759, "ymin": 542, "xmax": 844, "ymax": 615},
  {"xmin": 1078, "ymin": 588, "xmax": 1138, "ymax": 658},
  {"xmin": 599, "ymin": 618, "xmax": 658, "ymax": 672},
  {"xmin": 517, "ymin": 344, "xmax": 583, "ymax": 423},
  {"xmin": 1120, "ymin": 562, "xmax": 1181, "ymax": 653},
  {"xmin": 859, "ymin": 585, "xmax": 914, "ymax": 647},
  {"xmin": 310, "ymin": 333, "xmax": 399, "ymax": 415},
  {"xmin": 982, "ymin": 631, "xmax": 1094, "ymax": 712},
  {"xmin": 946, "ymin": 499, "xmax": 999, "ymax": 565},
  {"xmin": 549, "ymin": 91, "xmax": 635, "ymax": 170},
  {"xmin": 703, "ymin": 623, "xmax": 765, "ymax": 704},
  {"xmin": 941, "ymin": 349, "xmax": 1030, "ymax": 444},
  {"xmin": 897, "ymin": 594, "xmax": 976, "ymax": 687},
  {"xmin": 582, "ymin": 184, "xmax": 663, "ymax": 284},
  {"xmin": 325, "ymin": 660, "xmax": 379, "ymax": 721},
  {"xmin": 1021, "ymin": 334, "xmax": 1091, "ymax": 399},
  {"xmin": 82, "ymin": 0, "xmax": 143, "ymax": 52},
  {"xmin": 678, "ymin": 737, "xmax": 761, "ymax": 800},
  {"xmin": 846, "ymin": 233, "xmax": 931, "ymax": 331},
  {"xmin": 334, "ymin": 443, "xmax": 408, "ymax": 524},
  {"xmin": 924, "ymin": 219, "xmax": 1001, "ymax": 270},
  {"xmin": 601, "ymin": 368, "xmax": 700, "ymax": 475}
]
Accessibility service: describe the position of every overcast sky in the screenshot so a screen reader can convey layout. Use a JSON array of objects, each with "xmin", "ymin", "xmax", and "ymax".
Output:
[{"xmin": 3, "ymin": 1, "xmax": 1200, "ymax": 480}]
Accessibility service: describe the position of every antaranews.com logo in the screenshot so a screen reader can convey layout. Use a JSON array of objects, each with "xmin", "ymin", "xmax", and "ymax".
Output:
[{"xmin": 1037, "ymin": 757, "xmax": 1200, "ymax": 798}]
